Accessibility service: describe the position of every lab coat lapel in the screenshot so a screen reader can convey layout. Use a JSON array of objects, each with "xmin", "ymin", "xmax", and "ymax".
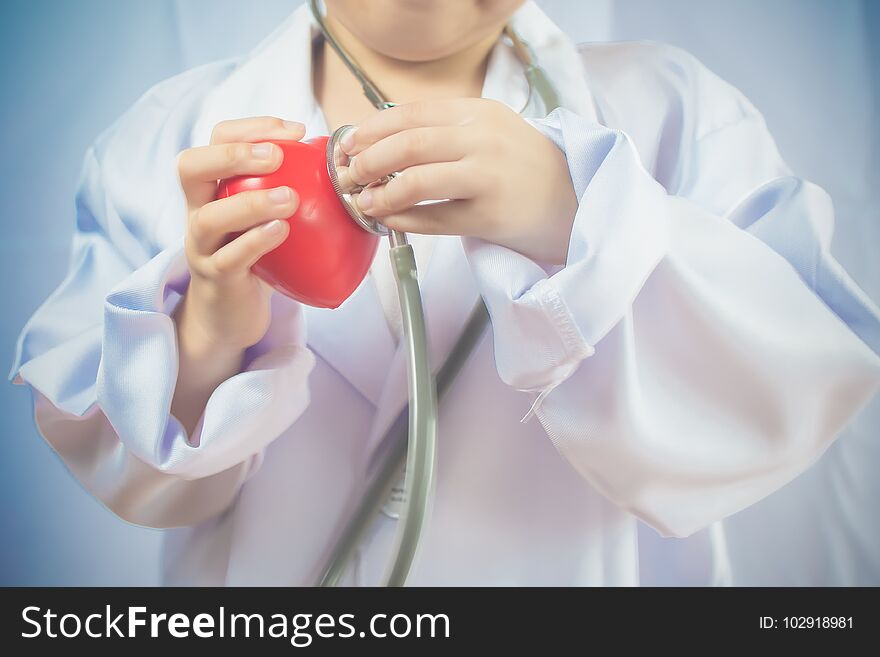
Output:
[
  {"xmin": 302, "ymin": 278, "xmax": 397, "ymax": 407},
  {"xmin": 189, "ymin": 4, "xmax": 397, "ymax": 406}
]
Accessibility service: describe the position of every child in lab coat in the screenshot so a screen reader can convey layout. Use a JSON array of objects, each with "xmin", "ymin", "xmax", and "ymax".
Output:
[{"xmin": 12, "ymin": 1, "xmax": 880, "ymax": 585}]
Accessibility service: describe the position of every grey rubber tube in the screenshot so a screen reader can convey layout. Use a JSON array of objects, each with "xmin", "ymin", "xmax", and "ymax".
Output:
[
  {"xmin": 315, "ymin": 253, "xmax": 489, "ymax": 587},
  {"xmin": 381, "ymin": 241, "xmax": 437, "ymax": 586}
]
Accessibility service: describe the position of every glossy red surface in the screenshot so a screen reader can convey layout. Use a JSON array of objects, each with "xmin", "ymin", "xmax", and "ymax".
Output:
[{"xmin": 217, "ymin": 138, "xmax": 378, "ymax": 309}]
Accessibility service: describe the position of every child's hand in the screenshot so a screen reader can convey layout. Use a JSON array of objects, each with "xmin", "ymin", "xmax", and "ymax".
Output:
[
  {"xmin": 172, "ymin": 117, "xmax": 304, "ymax": 435},
  {"xmin": 341, "ymin": 99, "xmax": 577, "ymax": 265},
  {"xmin": 176, "ymin": 116, "xmax": 305, "ymax": 354}
]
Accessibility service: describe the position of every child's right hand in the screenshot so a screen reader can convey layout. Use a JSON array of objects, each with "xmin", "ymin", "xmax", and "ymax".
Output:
[
  {"xmin": 176, "ymin": 117, "xmax": 305, "ymax": 354},
  {"xmin": 171, "ymin": 117, "xmax": 304, "ymax": 436}
]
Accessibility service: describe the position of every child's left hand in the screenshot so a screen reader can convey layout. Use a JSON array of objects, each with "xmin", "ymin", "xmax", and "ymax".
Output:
[{"xmin": 341, "ymin": 98, "xmax": 578, "ymax": 265}]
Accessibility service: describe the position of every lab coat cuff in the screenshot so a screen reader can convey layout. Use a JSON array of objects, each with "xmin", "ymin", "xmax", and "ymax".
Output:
[
  {"xmin": 463, "ymin": 235, "xmax": 593, "ymax": 390},
  {"xmin": 96, "ymin": 244, "xmax": 314, "ymax": 479},
  {"xmin": 465, "ymin": 108, "xmax": 669, "ymax": 389}
]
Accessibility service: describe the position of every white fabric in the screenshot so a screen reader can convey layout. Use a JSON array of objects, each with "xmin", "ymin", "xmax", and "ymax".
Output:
[{"xmin": 10, "ymin": 2, "xmax": 880, "ymax": 585}]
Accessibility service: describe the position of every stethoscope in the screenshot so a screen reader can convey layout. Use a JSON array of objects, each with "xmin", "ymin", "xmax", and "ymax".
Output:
[{"xmin": 310, "ymin": 0, "xmax": 561, "ymax": 587}]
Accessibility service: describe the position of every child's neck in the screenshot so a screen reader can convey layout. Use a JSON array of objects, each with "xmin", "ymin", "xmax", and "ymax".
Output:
[{"xmin": 314, "ymin": 15, "xmax": 501, "ymax": 131}]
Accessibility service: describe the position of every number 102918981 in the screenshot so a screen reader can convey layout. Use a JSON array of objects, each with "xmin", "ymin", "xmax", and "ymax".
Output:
[{"xmin": 759, "ymin": 616, "xmax": 853, "ymax": 629}]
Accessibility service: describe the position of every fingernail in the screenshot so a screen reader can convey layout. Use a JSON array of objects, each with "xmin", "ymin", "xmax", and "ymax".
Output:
[
  {"xmin": 282, "ymin": 120, "xmax": 302, "ymax": 132},
  {"xmin": 340, "ymin": 128, "xmax": 357, "ymax": 154},
  {"xmin": 268, "ymin": 186, "xmax": 292, "ymax": 204},
  {"xmin": 252, "ymin": 143, "xmax": 275, "ymax": 159},
  {"xmin": 262, "ymin": 219, "xmax": 285, "ymax": 234},
  {"xmin": 357, "ymin": 188, "xmax": 373, "ymax": 212}
]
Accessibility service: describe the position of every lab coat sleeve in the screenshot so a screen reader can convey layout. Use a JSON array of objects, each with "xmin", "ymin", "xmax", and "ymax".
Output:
[
  {"xmin": 462, "ymin": 106, "xmax": 880, "ymax": 538},
  {"xmin": 10, "ymin": 74, "xmax": 315, "ymax": 527}
]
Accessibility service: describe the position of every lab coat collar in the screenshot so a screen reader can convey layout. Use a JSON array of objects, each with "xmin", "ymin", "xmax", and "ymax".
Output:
[
  {"xmin": 188, "ymin": 1, "xmax": 598, "ymax": 421},
  {"xmin": 191, "ymin": 5, "xmax": 319, "ymax": 145}
]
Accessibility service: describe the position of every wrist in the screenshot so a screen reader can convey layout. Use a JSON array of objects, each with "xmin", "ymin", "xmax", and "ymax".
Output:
[
  {"xmin": 174, "ymin": 292, "xmax": 246, "ymax": 366},
  {"xmin": 171, "ymin": 292, "xmax": 246, "ymax": 438},
  {"xmin": 501, "ymin": 197, "xmax": 575, "ymax": 267}
]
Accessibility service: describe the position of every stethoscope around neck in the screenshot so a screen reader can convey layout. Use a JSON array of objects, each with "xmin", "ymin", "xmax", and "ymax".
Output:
[{"xmin": 309, "ymin": 0, "xmax": 561, "ymax": 587}]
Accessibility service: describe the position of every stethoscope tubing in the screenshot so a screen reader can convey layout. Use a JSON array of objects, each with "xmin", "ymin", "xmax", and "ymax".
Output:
[{"xmin": 381, "ymin": 241, "xmax": 437, "ymax": 586}]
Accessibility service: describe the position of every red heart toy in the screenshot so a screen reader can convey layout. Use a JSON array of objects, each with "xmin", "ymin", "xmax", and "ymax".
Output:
[{"xmin": 217, "ymin": 138, "xmax": 379, "ymax": 309}]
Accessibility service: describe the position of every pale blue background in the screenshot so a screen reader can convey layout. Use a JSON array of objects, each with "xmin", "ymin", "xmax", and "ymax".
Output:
[{"xmin": 2, "ymin": 0, "xmax": 877, "ymax": 585}]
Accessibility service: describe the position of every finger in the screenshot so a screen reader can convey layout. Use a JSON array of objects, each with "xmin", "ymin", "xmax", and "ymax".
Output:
[
  {"xmin": 189, "ymin": 186, "xmax": 298, "ymax": 255},
  {"xmin": 178, "ymin": 141, "xmax": 284, "ymax": 209},
  {"xmin": 357, "ymin": 162, "xmax": 480, "ymax": 217},
  {"xmin": 343, "ymin": 99, "xmax": 481, "ymax": 155},
  {"xmin": 181, "ymin": 117, "xmax": 304, "ymax": 209},
  {"xmin": 210, "ymin": 116, "xmax": 305, "ymax": 145},
  {"xmin": 210, "ymin": 218, "xmax": 290, "ymax": 277},
  {"xmin": 348, "ymin": 126, "xmax": 469, "ymax": 186},
  {"xmin": 377, "ymin": 200, "xmax": 470, "ymax": 237}
]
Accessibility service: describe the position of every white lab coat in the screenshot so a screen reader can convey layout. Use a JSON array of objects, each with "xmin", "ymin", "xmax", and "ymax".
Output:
[{"xmin": 11, "ymin": 2, "xmax": 880, "ymax": 585}]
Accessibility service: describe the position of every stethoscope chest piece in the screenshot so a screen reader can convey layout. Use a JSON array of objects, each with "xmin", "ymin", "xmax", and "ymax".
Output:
[{"xmin": 327, "ymin": 124, "xmax": 391, "ymax": 237}]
